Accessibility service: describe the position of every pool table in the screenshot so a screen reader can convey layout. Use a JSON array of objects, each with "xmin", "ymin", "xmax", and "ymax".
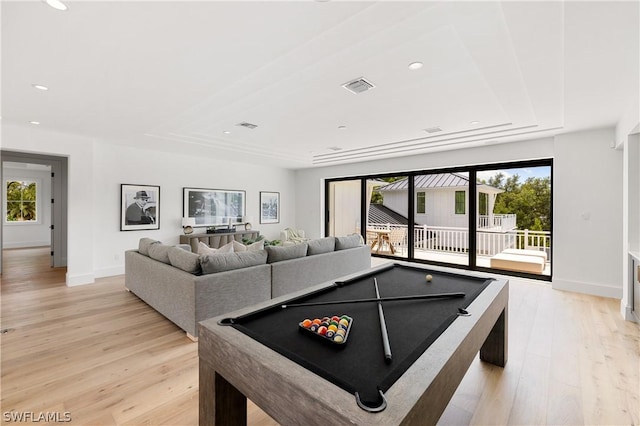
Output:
[{"xmin": 199, "ymin": 262, "xmax": 508, "ymax": 425}]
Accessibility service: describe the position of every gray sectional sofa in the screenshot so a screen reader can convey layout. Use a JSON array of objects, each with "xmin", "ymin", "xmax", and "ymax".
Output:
[{"xmin": 124, "ymin": 235, "xmax": 371, "ymax": 340}]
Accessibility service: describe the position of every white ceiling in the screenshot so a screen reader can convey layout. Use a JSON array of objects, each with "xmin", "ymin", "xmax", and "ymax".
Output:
[{"xmin": 2, "ymin": 1, "xmax": 638, "ymax": 169}]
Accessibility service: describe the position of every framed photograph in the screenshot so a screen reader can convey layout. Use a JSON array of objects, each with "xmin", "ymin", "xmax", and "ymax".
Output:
[
  {"xmin": 260, "ymin": 191, "xmax": 280, "ymax": 224},
  {"xmin": 183, "ymin": 188, "xmax": 246, "ymax": 227},
  {"xmin": 120, "ymin": 184, "xmax": 160, "ymax": 231}
]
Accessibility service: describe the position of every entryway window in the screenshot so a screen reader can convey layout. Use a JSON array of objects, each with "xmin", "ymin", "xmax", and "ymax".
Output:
[{"xmin": 5, "ymin": 180, "xmax": 38, "ymax": 222}]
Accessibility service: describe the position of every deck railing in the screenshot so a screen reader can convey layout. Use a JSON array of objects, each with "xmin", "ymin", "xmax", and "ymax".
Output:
[
  {"xmin": 478, "ymin": 214, "xmax": 517, "ymax": 231},
  {"xmin": 367, "ymin": 223, "xmax": 550, "ymax": 260}
]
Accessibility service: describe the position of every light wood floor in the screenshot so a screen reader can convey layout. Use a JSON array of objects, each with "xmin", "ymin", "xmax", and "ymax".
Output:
[{"xmin": 1, "ymin": 247, "xmax": 638, "ymax": 425}]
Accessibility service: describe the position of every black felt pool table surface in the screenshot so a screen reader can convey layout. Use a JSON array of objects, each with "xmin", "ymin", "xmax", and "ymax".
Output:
[{"xmin": 223, "ymin": 263, "xmax": 493, "ymax": 408}]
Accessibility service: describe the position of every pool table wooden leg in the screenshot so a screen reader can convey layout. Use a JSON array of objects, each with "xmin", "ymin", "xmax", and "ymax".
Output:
[
  {"xmin": 480, "ymin": 307, "xmax": 508, "ymax": 367},
  {"xmin": 200, "ymin": 358, "xmax": 247, "ymax": 426}
]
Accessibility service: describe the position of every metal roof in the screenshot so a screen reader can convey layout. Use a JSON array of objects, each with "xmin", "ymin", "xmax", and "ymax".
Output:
[
  {"xmin": 376, "ymin": 172, "xmax": 502, "ymax": 193},
  {"xmin": 368, "ymin": 204, "xmax": 413, "ymax": 225}
]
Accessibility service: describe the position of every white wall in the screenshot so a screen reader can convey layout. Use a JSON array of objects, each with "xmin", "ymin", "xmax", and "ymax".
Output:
[
  {"xmin": 553, "ymin": 128, "xmax": 622, "ymax": 298},
  {"xmin": 2, "ymin": 165, "xmax": 51, "ymax": 248},
  {"xmin": 1, "ymin": 122, "xmax": 296, "ymax": 285},
  {"xmin": 2, "ymin": 123, "xmax": 95, "ymax": 285},
  {"xmin": 294, "ymin": 130, "xmax": 624, "ymax": 298},
  {"xmin": 91, "ymin": 143, "xmax": 295, "ymax": 278}
]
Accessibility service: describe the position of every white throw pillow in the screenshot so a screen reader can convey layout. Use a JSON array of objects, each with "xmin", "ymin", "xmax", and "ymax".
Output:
[
  {"xmin": 197, "ymin": 241, "xmax": 234, "ymax": 255},
  {"xmin": 233, "ymin": 240, "xmax": 265, "ymax": 252}
]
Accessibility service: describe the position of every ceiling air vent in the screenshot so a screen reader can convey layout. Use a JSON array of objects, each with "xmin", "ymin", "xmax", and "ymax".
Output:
[
  {"xmin": 424, "ymin": 126, "xmax": 442, "ymax": 134},
  {"xmin": 236, "ymin": 122, "xmax": 258, "ymax": 129},
  {"xmin": 342, "ymin": 77, "xmax": 375, "ymax": 94}
]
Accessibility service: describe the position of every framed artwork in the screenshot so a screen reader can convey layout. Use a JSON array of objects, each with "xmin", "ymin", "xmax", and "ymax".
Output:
[
  {"xmin": 183, "ymin": 187, "xmax": 246, "ymax": 227},
  {"xmin": 120, "ymin": 184, "xmax": 160, "ymax": 231},
  {"xmin": 260, "ymin": 191, "xmax": 280, "ymax": 224}
]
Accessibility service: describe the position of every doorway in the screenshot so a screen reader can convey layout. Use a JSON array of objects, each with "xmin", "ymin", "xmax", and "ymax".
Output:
[{"xmin": 0, "ymin": 151, "xmax": 68, "ymax": 274}]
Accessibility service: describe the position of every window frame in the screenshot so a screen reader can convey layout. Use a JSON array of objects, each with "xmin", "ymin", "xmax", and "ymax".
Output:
[
  {"xmin": 454, "ymin": 191, "xmax": 466, "ymax": 215},
  {"xmin": 4, "ymin": 178, "xmax": 42, "ymax": 225},
  {"xmin": 416, "ymin": 191, "xmax": 426, "ymax": 214}
]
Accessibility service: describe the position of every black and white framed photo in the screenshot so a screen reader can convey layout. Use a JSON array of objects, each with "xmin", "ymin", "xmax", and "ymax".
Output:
[
  {"xmin": 120, "ymin": 184, "xmax": 160, "ymax": 231},
  {"xmin": 260, "ymin": 191, "xmax": 280, "ymax": 224},
  {"xmin": 183, "ymin": 188, "xmax": 246, "ymax": 227}
]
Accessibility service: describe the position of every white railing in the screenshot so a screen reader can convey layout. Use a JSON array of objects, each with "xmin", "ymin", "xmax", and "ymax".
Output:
[
  {"xmin": 368, "ymin": 223, "xmax": 550, "ymax": 260},
  {"xmin": 478, "ymin": 214, "xmax": 517, "ymax": 231}
]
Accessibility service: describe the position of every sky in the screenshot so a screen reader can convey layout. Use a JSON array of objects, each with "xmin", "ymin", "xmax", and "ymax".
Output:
[{"xmin": 477, "ymin": 166, "xmax": 551, "ymax": 183}]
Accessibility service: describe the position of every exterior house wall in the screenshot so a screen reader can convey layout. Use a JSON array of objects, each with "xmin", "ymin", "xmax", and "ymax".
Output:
[{"xmin": 380, "ymin": 187, "xmax": 469, "ymax": 228}]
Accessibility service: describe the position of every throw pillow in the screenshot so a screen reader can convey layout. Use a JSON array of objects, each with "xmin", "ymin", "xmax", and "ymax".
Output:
[
  {"xmin": 168, "ymin": 246, "xmax": 201, "ymax": 274},
  {"xmin": 233, "ymin": 240, "xmax": 265, "ymax": 252},
  {"xmin": 335, "ymin": 234, "xmax": 364, "ymax": 250},
  {"xmin": 265, "ymin": 242, "xmax": 308, "ymax": 263},
  {"xmin": 307, "ymin": 237, "xmax": 336, "ymax": 255},
  {"xmin": 139, "ymin": 237, "xmax": 161, "ymax": 256},
  {"xmin": 148, "ymin": 243, "xmax": 172, "ymax": 264},
  {"xmin": 198, "ymin": 241, "xmax": 234, "ymax": 255},
  {"xmin": 200, "ymin": 250, "xmax": 268, "ymax": 274}
]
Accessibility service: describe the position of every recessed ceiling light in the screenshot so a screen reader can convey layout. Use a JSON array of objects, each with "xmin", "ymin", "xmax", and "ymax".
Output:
[
  {"xmin": 43, "ymin": 0, "xmax": 68, "ymax": 11},
  {"xmin": 32, "ymin": 84, "xmax": 49, "ymax": 91},
  {"xmin": 470, "ymin": 120, "xmax": 480, "ymax": 125},
  {"xmin": 223, "ymin": 130, "xmax": 231, "ymax": 135},
  {"xmin": 29, "ymin": 121, "xmax": 41, "ymax": 125},
  {"xmin": 408, "ymin": 62, "xmax": 424, "ymax": 70}
]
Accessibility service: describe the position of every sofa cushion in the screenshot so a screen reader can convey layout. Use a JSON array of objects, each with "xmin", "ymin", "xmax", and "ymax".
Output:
[
  {"xmin": 200, "ymin": 250, "xmax": 268, "ymax": 274},
  {"xmin": 139, "ymin": 238, "xmax": 161, "ymax": 256},
  {"xmin": 198, "ymin": 241, "xmax": 234, "ymax": 255},
  {"xmin": 232, "ymin": 240, "xmax": 265, "ymax": 252},
  {"xmin": 168, "ymin": 246, "xmax": 201, "ymax": 274},
  {"xmin": 148, "ymin": 243, "xmax": 172, "ymax": 264},
  {"xmin": 335, "ymin": 234, "xmax": 363, "ymax": 250},
  {"xmin": 266, "ymin": 242, "xmax": 308, "ymax": 263},
  {"xmin": 307, "ymin": 237, "xmax": 336, "ymax": 255}
]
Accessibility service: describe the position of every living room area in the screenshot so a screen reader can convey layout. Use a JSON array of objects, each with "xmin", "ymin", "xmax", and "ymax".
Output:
[{"xmin": 2, "ymin": 1, "xmax": 639, "ymax": 425}]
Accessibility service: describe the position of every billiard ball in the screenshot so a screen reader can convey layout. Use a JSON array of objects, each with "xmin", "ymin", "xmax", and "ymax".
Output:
[
  {"xmin": 301, "ymin": 319, "xmax": 312, "ymax": 328},
  {"xmin": 328, "ymin": 324, "xmax": 338, "ymax": 332},
  {"xmin": 339, "ymin": 319, "xmax": 349, "ymax": 327},
  {"xmin": 333, "ymin": 335, "xmax": 344, "ymax": 343},
  {"xmin": 326, "ymin": 330, "xmax": 335, "ymax": 338},
  {"xmin": 318, "ymin": 326, "xmax": 328, "ymax": 336},
  {"xmin": 426, "ymin": 274, "xmax": 433, "ymax": 282},
  {"xmin": 312, "ymin": 319, "xmax": 321, "ymax": 325},
  {"xmin": 310, "ymin": 324, "xmax": 319, "ymax": 332}
]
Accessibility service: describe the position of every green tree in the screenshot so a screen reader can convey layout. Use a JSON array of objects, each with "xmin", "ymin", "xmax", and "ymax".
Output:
[{"xmin": 485, "ymin": 174, "xmax": 551, "ymax": 231}]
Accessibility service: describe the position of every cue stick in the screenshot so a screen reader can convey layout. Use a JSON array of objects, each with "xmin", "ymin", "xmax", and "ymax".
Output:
[
  {"xmin": 374, "ymin": 278, "xmax": 393, "ymax": 364},
  {"xmin": 280, "ymin": 292, "xmax": 465, "ymax": 309}
]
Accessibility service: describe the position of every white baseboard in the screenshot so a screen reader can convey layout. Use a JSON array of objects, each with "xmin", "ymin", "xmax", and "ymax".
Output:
[
  {"xmin": 94, "ymin": 265, "xmax": 125, "ymax": 278},
  {"xmin": 66, "ymin": 272, "xmax": 95, "ymax": 286},
  {"xmin": 552, "ymin": 278, "xmax": 622, "ymax": 299},
  {"xmin": 3, "ymin": 241, "xmax": 50, "ymax": 249}
]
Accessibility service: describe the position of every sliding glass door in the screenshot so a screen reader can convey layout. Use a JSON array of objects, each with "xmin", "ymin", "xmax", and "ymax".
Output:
[
  {"xmin": 476, "ymin": 165, "xmax": 552, "ymax": 276},
  {"xmin": 325, "ymin": 159, "xmax": 552, "ymax": 280}
]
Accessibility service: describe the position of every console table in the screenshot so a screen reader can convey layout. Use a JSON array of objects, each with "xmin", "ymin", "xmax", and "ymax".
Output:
[{"xmin": 180, "ymin": 230, "xmax": 260, "ymax": 252}]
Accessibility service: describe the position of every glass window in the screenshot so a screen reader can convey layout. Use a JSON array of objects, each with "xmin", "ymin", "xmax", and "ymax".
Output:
[
  {"xmin": 455, "ymin": 191, "xmax": 465, "ymax": 214},
  {"xmin": 6, "ymin": 180, "xmax": 37, "ymax": 222},
  {"xmin": 416, "ymin": 192, "xmax": 425, "ymax": 214}
]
